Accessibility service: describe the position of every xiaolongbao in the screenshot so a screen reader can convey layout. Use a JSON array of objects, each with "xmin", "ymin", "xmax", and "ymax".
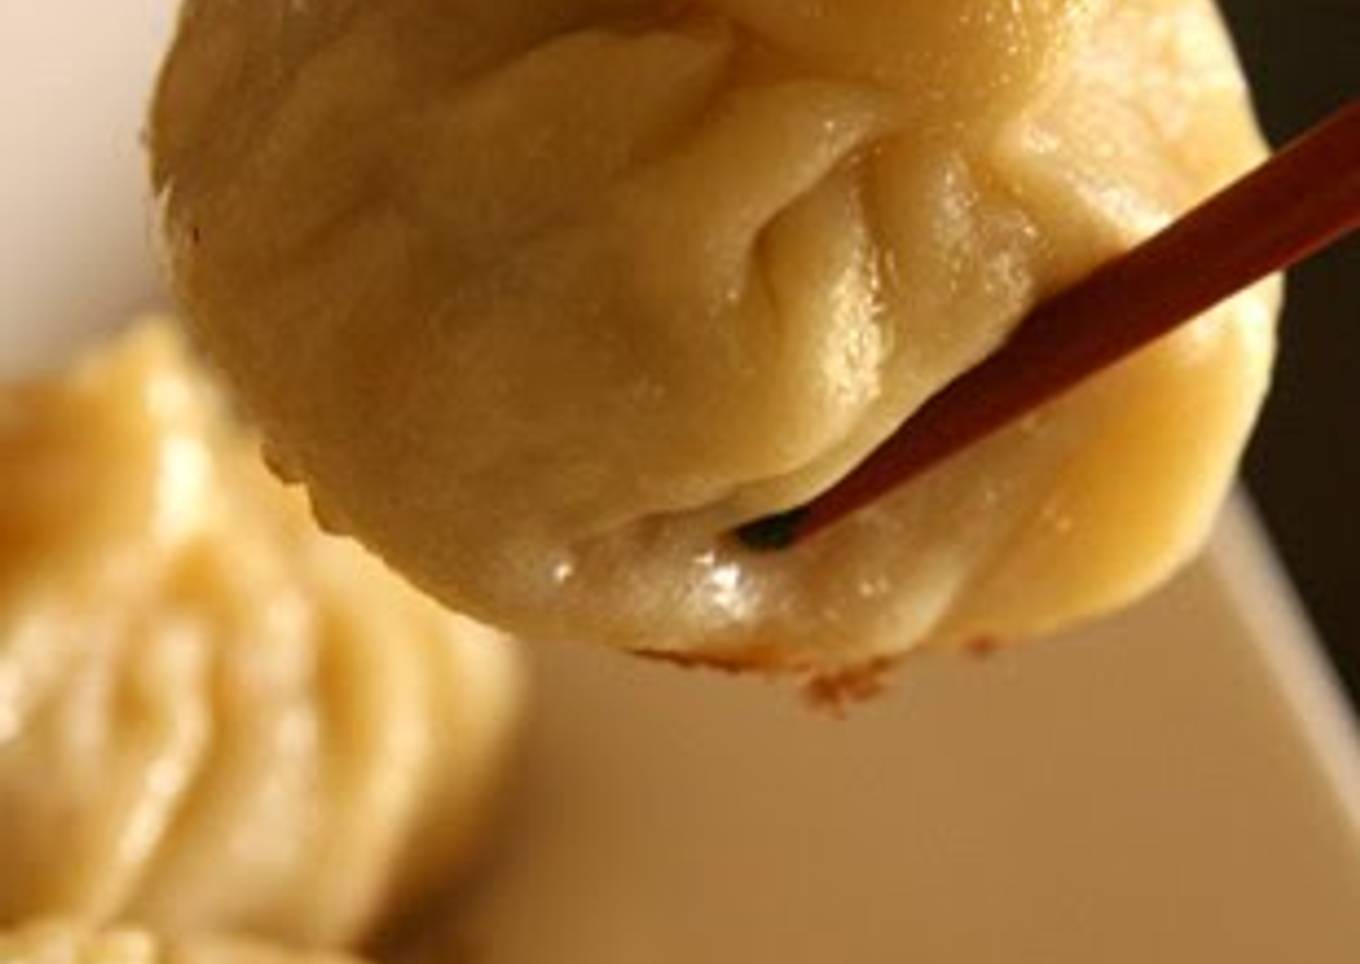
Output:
[
  {"xmin": 0, "ymin": 322, "xmax": 523, "ymax": 945},
  {"xmin": 151, "ymin": 0, "xmax": 1277, "ymax": 673}
]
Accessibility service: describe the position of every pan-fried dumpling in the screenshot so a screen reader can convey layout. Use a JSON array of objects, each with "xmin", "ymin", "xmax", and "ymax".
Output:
[
  {"xmin": 0, "ymin": 322, "xmax": 523, "ymax": 945},
  {"xmin": 0, "ymin": 920, "xmax": 360, "ymax": 964},
  {"xmin": 151, "ymin": 0, "xmax": 1277, "ymax": 673}
]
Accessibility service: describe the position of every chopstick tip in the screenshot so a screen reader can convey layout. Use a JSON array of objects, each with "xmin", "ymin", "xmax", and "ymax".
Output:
[{"xmin": 735, "ymin": 508, "xmax": 811, "ymax": 552}]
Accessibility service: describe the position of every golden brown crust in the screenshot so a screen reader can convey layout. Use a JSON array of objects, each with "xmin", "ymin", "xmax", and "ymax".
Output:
[
  {"xmin": 634, "ymin": 645, "xmax": 794, "ymax": 676},
  {"xmin": 801, "ymin": 657, "xmax": 902, "ymax": 713},
  {"xmin": 634, "ymin": 647, "xmax": 902, "ymax": 712},
  {"xmin": 965, "ymin": 636, "xmax": 1004, "ymax": 659}
]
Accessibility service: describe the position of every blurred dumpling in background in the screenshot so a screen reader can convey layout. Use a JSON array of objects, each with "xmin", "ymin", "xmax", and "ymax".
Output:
[
  {"xmin": 152, "ymin": 0, "xmax": 1278, "ymax": 675},
  {"xmin": 0, "ymin": 322, "xmax": 523, "ymax": 947},
  {"xmin": 0, "ymin": 919, "xmax": 362, "ymax": 964}
]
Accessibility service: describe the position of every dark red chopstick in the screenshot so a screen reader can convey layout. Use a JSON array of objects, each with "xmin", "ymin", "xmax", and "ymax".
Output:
[{"xmin": 737, "ymin": 99, "xmax": 1360, "ymax": 551}]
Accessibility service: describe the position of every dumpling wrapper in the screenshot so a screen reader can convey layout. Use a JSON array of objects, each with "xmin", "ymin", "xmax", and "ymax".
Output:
[
  {"xmin": 151, "ymin": 0, "xmax": 1278, "ymax": 675},
  {"xmin": 0, "ymin": 920, "xmax": 360, "ymax": 964},
  {"xmin": 0, "ymin": 322, "xmax": 523, "ymax": 946}
]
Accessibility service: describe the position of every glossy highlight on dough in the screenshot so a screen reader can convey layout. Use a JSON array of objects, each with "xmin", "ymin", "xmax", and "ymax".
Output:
[
  {"xmin": 0, "ymin": 322, "xmax": 523, "ymax": 945},
  {"xmin": 152, "ymin": 0, "xmax": 1278, "ymax": 673}
]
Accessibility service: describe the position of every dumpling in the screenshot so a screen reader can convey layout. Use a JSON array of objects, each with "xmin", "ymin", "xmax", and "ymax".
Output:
[
  {"xmin": 0, "ymin": 920, "xmax": 360, "ymax": 964},
  {"xmin": 150, "ymin": 0, "xmax": 1278, "ymax": 674},
  {"xmin": 0, "ymin": 322, "xmax": 523, "ymax": 946}
]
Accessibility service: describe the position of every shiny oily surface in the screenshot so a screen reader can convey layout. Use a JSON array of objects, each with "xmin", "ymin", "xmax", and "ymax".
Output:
[
  {"xmin": 0, "ymin": 323, "xmax": 523, "ymax": 947},
  {"xmin": 153, "ymin": 0, "xmax": 1278, "ymax": 672},
  {"xmin": 0, "ymin": 920, "xmax": 361, "ymax": 964}
]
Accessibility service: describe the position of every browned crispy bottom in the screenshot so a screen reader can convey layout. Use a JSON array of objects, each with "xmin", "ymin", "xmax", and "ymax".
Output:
[
  {"xmin": 635, "ymin": 635, "xmax": 1016, "ymax": 712},
  {"xmin": 634, "ymin": 647, "xmax": 903, "ymax": 714}
]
